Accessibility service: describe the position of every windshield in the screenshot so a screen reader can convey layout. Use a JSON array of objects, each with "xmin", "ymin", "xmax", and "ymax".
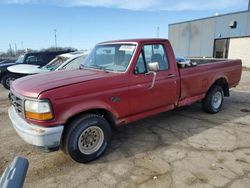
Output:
[
  {"xmin": 41, "ymin": 56, "xmax": 70, "ymax": 71},
  {"xmin": 63, "ymin": 55, "xmax": 86, "ymax": 70},
  {"xmin": 81, "ymin": 44, "xmax": 136, "ymax": 72},
  {"xmin": 16, "ymin": 54, "xmax": 25, "ymax": 63}
]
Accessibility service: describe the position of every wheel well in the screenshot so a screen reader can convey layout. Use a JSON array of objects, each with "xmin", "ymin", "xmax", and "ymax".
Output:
[
  {"xmin": 211, "ymin": 78, "xmax": 229, "ymax": 97},
  {"xmin": 65, "ymin": 109, "xmax": 117, "ymax": 130}
]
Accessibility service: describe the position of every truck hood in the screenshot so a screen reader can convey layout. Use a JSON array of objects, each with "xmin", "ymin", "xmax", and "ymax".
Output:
[
  {"xmin": 11, "ymin": 69, "xmax": 115, "ymax": 98},
  {"xmin": 7, "ymin": 64, "xmax": 49, "ymax": 74}
]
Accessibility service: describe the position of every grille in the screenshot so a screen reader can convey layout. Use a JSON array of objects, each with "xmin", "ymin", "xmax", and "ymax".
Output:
[{"xmin": 9, "ymin": 92, "xmax": 24, "ymax": 116}]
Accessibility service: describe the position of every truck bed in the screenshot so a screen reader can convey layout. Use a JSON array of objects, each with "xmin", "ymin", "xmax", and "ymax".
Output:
[
  {"xmin": 178, "ymin": 59, "xmax": 242, "ymax": 105},
  {"xmin": 189, "ymin": 58, "xmax": 231, "ymax": 65}
]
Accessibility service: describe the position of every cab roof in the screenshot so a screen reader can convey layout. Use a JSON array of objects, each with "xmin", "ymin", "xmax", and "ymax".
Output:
[{"xmin": 99, "ymin": 38, "xmax": 169, "ymax": 45}]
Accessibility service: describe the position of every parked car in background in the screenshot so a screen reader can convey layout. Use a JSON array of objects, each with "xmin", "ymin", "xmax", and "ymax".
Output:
[
  {"xmin": 7, "ymin": 51, "xmax": 88, "ymax": 82},
  {"xmin": 8, "ymin": 39, "xmax": 242, "ymax": 163},
  {"xmin": 0, "ymin": 59, "xmax": 17, "ymax": 65},
  {"xmin": 0, "ymin": 50, "xmax": 74, "ymax": 89}
]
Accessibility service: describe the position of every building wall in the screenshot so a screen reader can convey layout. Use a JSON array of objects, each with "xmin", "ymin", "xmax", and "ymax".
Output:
[
  {"xmin": 228, "ymin": 37, "xmax": 250, "ymax": 67},
  {"xmin": 169, "ymin": 11, "xmax": 250, "ymax": 58}
]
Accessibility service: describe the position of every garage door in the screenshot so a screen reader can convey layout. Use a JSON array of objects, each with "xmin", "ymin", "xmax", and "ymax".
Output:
[{"xmin": 228, "ymin": 37, "xmax": 250, "ymax": 68}]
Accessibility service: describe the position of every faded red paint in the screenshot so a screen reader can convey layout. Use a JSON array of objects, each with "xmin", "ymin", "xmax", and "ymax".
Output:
[{"xmin": 11, "ymin": 39, "xmax": 242, "ymax": 127}]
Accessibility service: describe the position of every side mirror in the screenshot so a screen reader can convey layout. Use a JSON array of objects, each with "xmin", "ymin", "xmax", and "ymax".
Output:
[
  {"xmin": 148, "ymin": 62, "xmax": 159, "ymax": 72},
  {"xmin": 146, "ymin": 62, "xmax": 159, "ymax": 90}
]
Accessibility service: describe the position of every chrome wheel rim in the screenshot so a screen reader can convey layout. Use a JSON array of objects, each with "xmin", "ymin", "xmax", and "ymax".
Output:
[
  {"xmin": 212, "ymin": 91, "xmax": 222, "ymax": 109},
  {"xmin": 78, "ymin": 126, "xmax": 104, "ymax": 155}
]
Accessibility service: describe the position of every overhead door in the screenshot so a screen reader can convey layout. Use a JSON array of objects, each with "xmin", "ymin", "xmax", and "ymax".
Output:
[{"xmin": 228, "ymin": 37, "xmax": 250, "ymax": 68}]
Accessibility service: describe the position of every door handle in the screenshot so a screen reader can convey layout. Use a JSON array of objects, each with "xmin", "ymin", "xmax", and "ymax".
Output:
[{"xmin": 167, "ymin": 74, "xmax": 176, "ymax": 78}]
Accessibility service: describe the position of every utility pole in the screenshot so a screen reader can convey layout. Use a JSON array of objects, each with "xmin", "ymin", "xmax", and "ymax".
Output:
[
  {"xmin": 157, "ymin": 26, "xmax": 160, "ymax": 38},
  {"xmin": 14, "ymin": 43, "xmax": 17, "ymax": 56},
  {"xmin": 9, "ymin": 43, "xmax": 12, "ymax": 51},
  {"xmin": 54, "ymin": 29, "xmax": 57, "ymax": 49},
  {"xmin": 248, "ymin": 0, "xmax": 250, "ymax": 11},
  {"xmin": 9, "ymin": 43, "xmax": 13, "ymax": 56}
]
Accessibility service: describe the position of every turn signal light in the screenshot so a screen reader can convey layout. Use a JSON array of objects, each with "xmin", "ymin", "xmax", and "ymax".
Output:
[{"xmin": 25, "ymin": 111, "xmax": 54, "ymax": 121}]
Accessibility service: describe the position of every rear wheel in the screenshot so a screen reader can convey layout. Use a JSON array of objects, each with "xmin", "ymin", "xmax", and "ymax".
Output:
[
  {"xmin": 202, "ymin": 85, "xmax": 224, "ymax": 114},
  {"xmin": 1, "ymin": 73, "xmax": 19, "ymax": 90},
  {"xmin": 62, "ymin": 114, "xmax": 111, "ymax": 163}
]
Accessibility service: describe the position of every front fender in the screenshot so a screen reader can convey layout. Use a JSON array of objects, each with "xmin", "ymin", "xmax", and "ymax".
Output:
[{"xmin": 57, "ymin": 100, "xmax": 119, "ymax": 124}]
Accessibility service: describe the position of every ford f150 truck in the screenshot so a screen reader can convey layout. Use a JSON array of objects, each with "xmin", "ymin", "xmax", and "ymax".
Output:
[{"xmin": 8, "ymin": 39, "xmax": 242, "ymax": 163}]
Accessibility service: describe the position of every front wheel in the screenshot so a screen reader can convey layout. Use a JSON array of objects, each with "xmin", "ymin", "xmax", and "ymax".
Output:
[
  {"xmin": 1, "ymin": 73, "xmax": 19, "ymax": 90},
  {"xmin": 62, "ymin": 114, "xmax": 112, "ymax": 163},
  {"xmin": 202, "ymin": 85, "xmax": 224, "ymax": 114}
]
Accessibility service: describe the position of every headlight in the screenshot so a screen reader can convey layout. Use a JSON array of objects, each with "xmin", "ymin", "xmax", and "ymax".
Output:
[{"xmin": 24, "ymin": 100, "xmax": 54, "ymax": 121}]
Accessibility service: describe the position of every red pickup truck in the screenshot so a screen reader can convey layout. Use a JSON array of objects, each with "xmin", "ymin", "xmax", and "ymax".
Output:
[{"xmin": 8, "ymin": 39, "xmax": 242, "ymax": 163}]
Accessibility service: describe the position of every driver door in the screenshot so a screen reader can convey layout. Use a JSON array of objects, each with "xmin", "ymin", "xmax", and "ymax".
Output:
[
  {"xmin": 128, "ymin": 44, "xmax": 178, "ymax": 115},
  {"xmin": 128, "ymin": 52, "xmax": 157, "ymax": 114}
]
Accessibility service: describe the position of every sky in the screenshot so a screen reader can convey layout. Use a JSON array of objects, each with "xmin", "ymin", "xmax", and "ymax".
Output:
[{"xmin": 0, "ymin": 0, "xmax": 249, "ymax": 52}]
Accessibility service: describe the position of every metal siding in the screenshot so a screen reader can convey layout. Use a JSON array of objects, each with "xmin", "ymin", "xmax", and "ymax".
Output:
[
  {"xmin": 214, "ymin": 15, "xmax": 231, "ymax": 38},
  {"xmin": 173, "ymin": 25, "xmax": 182, "ymax": 56},
  {"xmin": 178, "ymin": 23, "xmax": 190, "ymax": 57},
  {"xmin": 169, "ymin": 24, "xmax": 190, "ymax": 57},
  {"xmin": 168, "ymin": 26, "xmax": 175, "ymax": 51},
  {"xmin": 230, "ymin": 12, "xmax": 248, "ymax": 37},
  {"xmin": 200, "ymin": 19, "xmax": 215, "ymax": 57},
  {"xmin": 168, "ymin": 11, "xmax": 250, "ymax": 58},
  {"xmin": 189, "ymin": 21, "xmax": 201, "ymax": 57},
  {"xmin": 168, "ymin": 25, "xmax": 180, "ymax": 56},
  {"xmin": 173, "ymin": 25, "xmax": 181, "ymax": 56},
  {"xmin": 247, "ymin": 12, "xmax": 250, "ymax": 35}
]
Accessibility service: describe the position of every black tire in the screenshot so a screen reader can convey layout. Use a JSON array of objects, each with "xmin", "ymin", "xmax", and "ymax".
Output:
[
  {"xmin": 202, "ymin": 85, "xmax": 224, "ymax": 114},
  {"xmin": 1, "ymin": 73, "xmax": 19, "ymax": 90},
  {"xmin": 62, "ymin": 114, "xmax": 112, "ymax": 163}
]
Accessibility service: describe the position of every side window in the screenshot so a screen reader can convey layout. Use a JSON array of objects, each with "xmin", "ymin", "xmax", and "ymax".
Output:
[
  {"xmin": 134, "ymin": 52, "xmax": 146, "ymax": 74},
  {"xmin": 25, "ymin": 55, "xmax": 43, "ymax": 64},
  {"xmin": 143, "ymin": 44, "xmax": 169, "ymax": 70},
  {"xmin": 37, "ymin": 54, "xmax": 43, "ymax": 63},
  {"xmin": 25, "ymin": 55, "xmax": 37, "ymax": 64}
]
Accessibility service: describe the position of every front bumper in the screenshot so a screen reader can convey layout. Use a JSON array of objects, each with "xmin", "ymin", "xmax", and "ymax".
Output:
[{"xmin": 8, "ymin": 106, "xmax": 64, "ymax": 151}]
